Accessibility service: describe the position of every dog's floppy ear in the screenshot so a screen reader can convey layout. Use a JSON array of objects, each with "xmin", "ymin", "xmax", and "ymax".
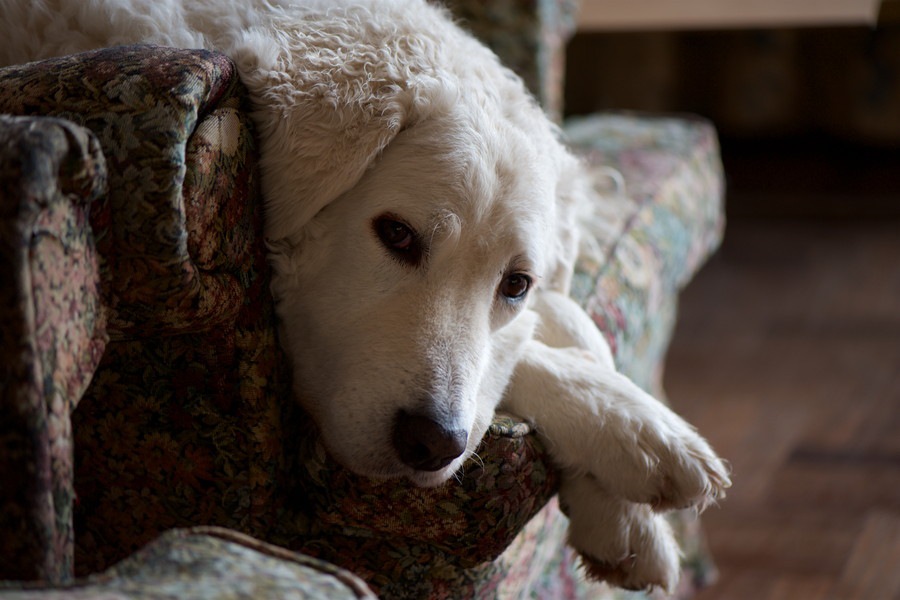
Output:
[{"xmin": 229, "ymin": 6, "xmax": 457, "ymax": 244}]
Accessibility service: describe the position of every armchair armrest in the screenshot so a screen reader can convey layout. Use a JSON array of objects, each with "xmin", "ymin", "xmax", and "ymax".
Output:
[{"xmin": 0, "ymin": 115, "xmax": 108, "ymax": 583}]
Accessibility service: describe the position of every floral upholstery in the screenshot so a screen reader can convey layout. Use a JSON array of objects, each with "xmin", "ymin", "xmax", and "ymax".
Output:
[
  {"xmin": 0, "ymin": 46, "xmax": 292, "ymax": 578},
  {"xmin": 0, "ymin": 115, "xmax": 108, "ymax": 583},
  {"xmin": 0, "ymin": 12, "xmax": 725, "ymax": 600},
  {"xmin": 273, "ymin": 413, "xmax": 566, "ymax": 599},
  {"xmin": 0, "ymin": 527, "xmax": 376, "ymax": 600},
  {"xmin": 566, "ymin": 113, "xmax": 725, "ymax": 395},
  {"xmin": 445, "ymin": 0, "xmax": 579, "ymax": 121}
]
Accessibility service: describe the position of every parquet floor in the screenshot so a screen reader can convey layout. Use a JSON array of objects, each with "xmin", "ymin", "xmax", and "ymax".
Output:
[{"xmin": 664, "ymin": 218, "xmax": 900, "ymax": 599}]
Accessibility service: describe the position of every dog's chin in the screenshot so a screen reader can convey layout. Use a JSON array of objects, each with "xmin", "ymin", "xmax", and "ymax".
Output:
[
  {"xmin": 359, "ymin": 460, "xmax": 462, "ymax": 488},
  {"xmin": 324, "ymin": 442, "xmax": 464, "ymax": 488},
  {"xmin": 405, "ymin": 463, "xmax": 462, "ymax": 488}
]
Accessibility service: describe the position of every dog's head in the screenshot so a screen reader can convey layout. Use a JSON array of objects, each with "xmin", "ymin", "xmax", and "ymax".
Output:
[{"xmin": 237, "ymin": 1, "xmax": 588, "ymax": 485}]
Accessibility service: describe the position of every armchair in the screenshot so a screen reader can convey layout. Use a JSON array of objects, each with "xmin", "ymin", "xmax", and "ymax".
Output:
[{"xmin": 0, "ymin": 3, "xmax": 725, "ymax": 597}]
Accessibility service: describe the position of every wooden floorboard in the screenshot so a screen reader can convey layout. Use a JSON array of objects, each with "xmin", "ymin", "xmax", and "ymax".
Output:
[
  {"xmin": 663, "ymin": 219, "xmax": 900, "ymax": 600},
  {"xmin": 834, "ymin": 512, "xmax": 900, "ymax": 600}
]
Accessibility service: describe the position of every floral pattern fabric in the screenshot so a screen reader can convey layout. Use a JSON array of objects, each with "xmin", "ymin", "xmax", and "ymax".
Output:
[
  {"xmin": 566, "ymin": 113, "xmax": 726, "ymax": 394},
  {"xmin": 445, "ymin": 0, "xmax": 579, "ymax": 121},
  {"xmin": 271, "ymin": 412, "xmax": 564, "ymax": 599},
  {"xmin": 0, "ymin": 115, "xmax": 108, "ymax": 583},
  {"xmin": 0, "ymin": 46, "xmax": 288, "ymax": 576},
  {"xmin": 0, "ymin": 45, "xmax": 260, "ymax": 336},
  {"xmin": 0, "ymin": 527, "xmax": 376, "ymax": 599}
]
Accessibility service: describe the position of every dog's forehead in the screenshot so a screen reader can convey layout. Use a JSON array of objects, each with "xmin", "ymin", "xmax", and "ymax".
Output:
[
  {"xmin": 382, "ymin": 117, "xmax": 556, "ymax": 222},
  {"xmin": 366, "ymin": 119, "xmax": 557, "ymax": 271}
]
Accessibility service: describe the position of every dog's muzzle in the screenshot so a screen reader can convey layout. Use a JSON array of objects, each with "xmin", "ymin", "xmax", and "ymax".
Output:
[{"xmin": 392, "ymin": 409, "xmax": 468, "ymax": 472}]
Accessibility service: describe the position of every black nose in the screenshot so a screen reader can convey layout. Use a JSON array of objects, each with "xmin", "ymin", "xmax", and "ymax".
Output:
[{"xmin": 392, "ymin": 409, "xmax": 468, "ymax": 472}]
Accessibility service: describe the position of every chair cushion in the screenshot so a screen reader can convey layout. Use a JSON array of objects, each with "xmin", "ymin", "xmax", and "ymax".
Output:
[{"xmin": 0, "ymin": 527, "xmax": 377, "ymax": 599}]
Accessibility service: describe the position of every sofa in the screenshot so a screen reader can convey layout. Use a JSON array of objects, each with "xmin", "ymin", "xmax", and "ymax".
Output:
[{"xmin": 0, "ymin": 4, "xmax": 725, "ymax": 599}]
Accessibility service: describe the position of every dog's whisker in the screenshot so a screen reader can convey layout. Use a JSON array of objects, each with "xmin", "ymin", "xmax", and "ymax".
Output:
[{"xmin": 469, "ymin": 451, "xmax": 486, "ymax": 474}]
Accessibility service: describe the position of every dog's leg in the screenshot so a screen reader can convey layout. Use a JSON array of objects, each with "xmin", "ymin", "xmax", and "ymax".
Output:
[
  {"xmin": 507, "ymin": 291, "xmax": 731, "ymax": 510},
  {"xmin": 559, "ymin": 473, "xmax": 680, "ymax": 592},
  {"xmin": 501, "ymin": 292, "xmax": 730, "ymax": 590},
  {"xmin": 504, "ymin": 336, "xmax": 730, "ymax": 512}
]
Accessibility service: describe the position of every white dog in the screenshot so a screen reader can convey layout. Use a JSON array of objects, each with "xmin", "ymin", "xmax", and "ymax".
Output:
[{"xmin": 0, "ymin": 0, "xmax": 730, "ymax": 592}]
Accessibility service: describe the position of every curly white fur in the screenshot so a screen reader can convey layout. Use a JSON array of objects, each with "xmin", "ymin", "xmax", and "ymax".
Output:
[{"xmin": 0, "ymin": 0, "xmax": 730, "ymax": 592}]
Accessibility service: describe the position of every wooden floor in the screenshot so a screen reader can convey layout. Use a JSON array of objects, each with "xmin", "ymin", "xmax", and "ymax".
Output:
[{"xmin": 663, "ymin": 218, "xmax": 900, "ymax": 600}]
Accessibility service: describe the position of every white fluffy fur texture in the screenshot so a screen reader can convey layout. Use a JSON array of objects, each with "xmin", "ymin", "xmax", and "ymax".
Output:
[{"xmin": 0, "ymin": 0, "xmax": 730, "ymax": 591}]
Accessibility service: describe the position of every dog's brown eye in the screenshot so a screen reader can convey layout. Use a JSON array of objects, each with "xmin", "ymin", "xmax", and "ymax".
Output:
[
  {"xmin": 377, "ymin": 219, "xmax": 413, "ymax": 249},
  {"xmin": 374, "ymin": 216, "xmax": 422, "ymax": 266},
  {"xmin": 500, "ymin": 273, "xmax": 532, "ymax": 301}
]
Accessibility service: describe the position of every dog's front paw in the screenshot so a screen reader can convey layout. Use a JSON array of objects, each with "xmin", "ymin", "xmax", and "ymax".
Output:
[
  {"xmin": 561, "ymin": 474, "xmax": 680, "ymax": 593},
  {"xmin": 655, "ymin": 429, "xmax": 731, "ymax": 513},
  {"xmin": 559, "ymin": 367, "xmax": 732, "ymax": 513},
  {"xmin": 611, "ymin": 397, "xmax": 732, "ymax": 513},
  {"xmin": 505, "ymin": 341, "xmax": 732, "ymax": 512}
]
